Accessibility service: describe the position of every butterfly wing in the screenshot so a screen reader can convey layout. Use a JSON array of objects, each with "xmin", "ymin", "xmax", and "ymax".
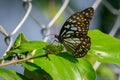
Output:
[
  {"xmin": 74, "ymin": 36, "xmax": 91, "ymax": 57},
  {"xmin": 58, "ymin": 7, "xmax": 94, "ymax": 39},
  {"xmin": 63, "ymin": 36, "xmax": 91, "ymax": 58}
]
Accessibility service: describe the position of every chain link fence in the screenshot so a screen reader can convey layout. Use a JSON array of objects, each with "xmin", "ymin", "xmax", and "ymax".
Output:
[{"xmin": 0, "ymin": 0, "xmax": 120, "ymax": 80}]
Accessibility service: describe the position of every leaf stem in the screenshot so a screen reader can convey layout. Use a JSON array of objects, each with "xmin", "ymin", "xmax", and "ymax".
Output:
[{"xmin": 0, "ymin": 54, "xmax": 48, "ymax": 67}]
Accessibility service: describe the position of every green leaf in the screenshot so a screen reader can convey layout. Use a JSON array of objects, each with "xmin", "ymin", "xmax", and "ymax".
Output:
[
  {"xmin": 97, "ymin": 64, "xmax": 117, "ymax": 80},
  {"xmin": 16, "ymin": 41, "xmax": 47, "ymax": 53},
  {"xmin": 1, "ymin": 33, "xmax": 28, "ymax": 61},
  {"xmin": 88, "ymin": 30, "xmax": 120, "ymax": 65},
  {"xmin": 23, "ymin": 53, "xmax": 96, "ymax": 80},
  {"xmin": 8, "ymin": 41, "xmax": 47, "ymax": 60},
  {"xmin": 0, "ymin": 68, "xmax": 29, "ymax": 80},
  {"xmin": 23, "ymin": 62, "xmax": 53, "ymax": 80},
  {"xmin": 8, "ymin": 41, "xmax": 47, "ymax": 54},
  {"xmin": 1, "ymin": 40, "xmax": 47, "ymax": 61},
  {"xmin": 14, "ymin": 33, "xmax": 28, "ymax": 48}
]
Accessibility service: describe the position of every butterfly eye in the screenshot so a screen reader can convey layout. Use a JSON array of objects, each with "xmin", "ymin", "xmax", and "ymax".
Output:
[{"xmin": 55, "ymin": 7, "xmax": 94, "ymax": 58}]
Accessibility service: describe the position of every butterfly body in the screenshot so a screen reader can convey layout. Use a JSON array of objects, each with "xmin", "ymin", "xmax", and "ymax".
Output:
[{"xmin": 55, "ymin": 7, "xmax": 94, "ymax": 58}]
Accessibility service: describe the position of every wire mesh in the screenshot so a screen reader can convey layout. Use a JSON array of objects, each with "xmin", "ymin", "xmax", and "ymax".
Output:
[{"xmin": 0, "ymin": 0, "xmax": 120, "ymax": 79}]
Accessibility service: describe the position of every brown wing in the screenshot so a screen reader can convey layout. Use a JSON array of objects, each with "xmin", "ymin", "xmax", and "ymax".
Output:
[
  {"xmin": 58, "ymin": 7, "xmax": 94, "ymax": 39},
  {"xmin": 63, "ymin": 36, "xmax": 91, "ymax": 58}
]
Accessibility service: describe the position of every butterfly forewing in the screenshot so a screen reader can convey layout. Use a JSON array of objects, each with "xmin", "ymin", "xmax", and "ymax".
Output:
[
  {"xmin": 58, "ymin": 7, "xmax": 94, "ymax": 40},
  {"xmin": 55, "ymin": 7, "xmax": 94, "ymax": 58}
]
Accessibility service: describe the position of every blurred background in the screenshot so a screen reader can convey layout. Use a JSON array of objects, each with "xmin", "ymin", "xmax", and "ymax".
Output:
[{"xmin": 0, "ymin": 0, "xmax": 120, "ymax": 80}]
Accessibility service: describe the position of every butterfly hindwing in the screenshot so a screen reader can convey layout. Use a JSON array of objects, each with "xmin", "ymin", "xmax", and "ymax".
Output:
[
  {"xmin": 62, "ymin": 36, "xmax": 91, "ymax": 58},
  {"xmin": 74, "ymin": 36, "xmax": 91, "ymax": 57}
]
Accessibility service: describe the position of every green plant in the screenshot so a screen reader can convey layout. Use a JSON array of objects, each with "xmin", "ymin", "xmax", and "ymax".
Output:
[{"xmin": 0, "ymin": 30, "xmax": 120, "ymax": 80}]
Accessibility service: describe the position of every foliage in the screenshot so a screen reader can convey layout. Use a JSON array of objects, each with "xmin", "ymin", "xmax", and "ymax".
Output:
[
  {"xmin": 0, "ymin": 30, "xmax": 120, "ymax": 80},
  {"xmin": 96, "ymin": 64, "xmax": 117, "ymax": 80}
]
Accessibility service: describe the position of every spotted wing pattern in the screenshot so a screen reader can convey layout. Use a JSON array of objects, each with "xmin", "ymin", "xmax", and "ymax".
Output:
[{"xmin": 55, "ymin": 7, "xmax": 94, "ymax": 58}]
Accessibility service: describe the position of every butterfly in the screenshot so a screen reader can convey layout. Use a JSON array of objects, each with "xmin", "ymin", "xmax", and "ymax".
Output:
[{"xmin": 55, "ymin": 7, "xmax": 94, "ymax": 58}]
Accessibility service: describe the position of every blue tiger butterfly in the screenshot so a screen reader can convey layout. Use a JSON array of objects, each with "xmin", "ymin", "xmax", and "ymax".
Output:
[{"xmin": 55, "ymin": 7, "xmax": 94, "ymax": 58}]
